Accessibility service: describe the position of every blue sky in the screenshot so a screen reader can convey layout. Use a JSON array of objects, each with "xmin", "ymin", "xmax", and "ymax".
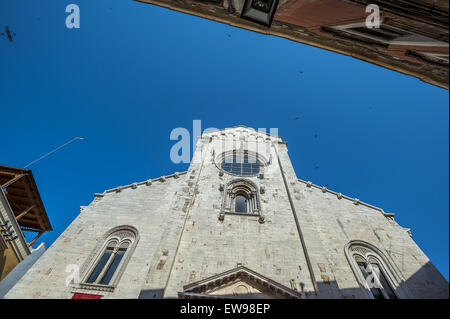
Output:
[{"xmin": 0, "ymin": 0, "xmax": 448, "ymax": 280}]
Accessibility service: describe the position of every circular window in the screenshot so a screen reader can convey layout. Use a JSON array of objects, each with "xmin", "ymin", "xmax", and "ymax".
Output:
[{"xmin": 220, "ymin": 153, "xmax": 262, "ymax": 176}]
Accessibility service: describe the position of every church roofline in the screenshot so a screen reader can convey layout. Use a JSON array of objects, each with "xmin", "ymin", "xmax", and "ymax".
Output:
[
  {"xmin": 89, "ymin": 167, "xmax": 397, "ymax": 225},
  {"xmin": 91, "ymin": 170, "xmax": 395, "ymax": 219},
  {"xmin": 96, "ymin": 171, "xmax": 188, "ymax": 196},
  {"xmin": 201, "ymin": 125, "xmax": 283, "ymax": 139},
  {"xmin": 297, "ymin": 178, "xmax": 396, "ymax": 219}
]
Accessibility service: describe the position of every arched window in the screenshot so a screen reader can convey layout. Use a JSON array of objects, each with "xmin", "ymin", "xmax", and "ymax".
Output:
[
  {"xmin": 221, "ymin": 179, "xmax": 261, "ymax": 217},
  {"xmin": 345, "ymin": 241, "xmax": 406, "ymax": 299},
  {"xmin": 355, "ymin": 256, "xmax": 396, "ymax": 299},
  {"xmin": 235, "ymin": 194, "xmax": 248, "ymax": 213},
  {"xmin": 80, "ymin": 226, "xmax": 138, "ymax": 290}
]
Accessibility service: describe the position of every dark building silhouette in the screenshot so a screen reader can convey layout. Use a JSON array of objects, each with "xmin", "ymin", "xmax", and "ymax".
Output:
[{"xmin": 136, "ymin": 0, "xmax": 449, "ymax": 89}]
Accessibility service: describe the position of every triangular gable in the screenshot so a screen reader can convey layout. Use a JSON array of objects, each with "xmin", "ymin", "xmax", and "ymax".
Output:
[{"xmin": 178, "ymin": 266, "xmax": 302, "ymax": 299}]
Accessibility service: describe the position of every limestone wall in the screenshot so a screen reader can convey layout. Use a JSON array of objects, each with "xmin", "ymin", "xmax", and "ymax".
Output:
[{"xmin": 5, "ymin": 175, "xmax": 186, "ymax": 298}]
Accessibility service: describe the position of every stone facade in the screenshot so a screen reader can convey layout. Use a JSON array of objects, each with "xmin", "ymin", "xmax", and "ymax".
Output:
[{"xmin": 5, "ymin": 126, "xmax": 448, "ymax": 299}]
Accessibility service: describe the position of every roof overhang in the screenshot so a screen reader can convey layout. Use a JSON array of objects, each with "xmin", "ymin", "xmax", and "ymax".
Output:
[
  {"xmin": 134, "ymin": 0, "xmax": 449, "ymax": 89},
  {"xmin": 0, "ymin": 165, "xmax": 52, "ymax": 233}
]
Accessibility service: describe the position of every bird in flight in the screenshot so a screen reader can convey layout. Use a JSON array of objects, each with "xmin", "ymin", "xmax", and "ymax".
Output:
[{"xmin": 2, "ymin": 26, "xmax": 16, "ymax": 42}]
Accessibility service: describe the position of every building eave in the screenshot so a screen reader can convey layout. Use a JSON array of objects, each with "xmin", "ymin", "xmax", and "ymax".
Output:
[
  {"xmin": 134, "ymin": 0, "xmax": 448, "ymax": 89},
  {"xmin": 0, "ymin": 165, "xmax": 52, "ymax": 233},
  {"xmin": 99, "ymin": 171, "xmax": 188, "ymax": 195},
  {"xmin": 297, "ymin": 178, "xmax": 395, "ymax": 219}
]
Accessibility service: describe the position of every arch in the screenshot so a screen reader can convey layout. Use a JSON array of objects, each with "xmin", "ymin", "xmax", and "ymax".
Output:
[
  {"xmin": 222, "ymin": 179, "xmax": 260, "ymax": 214},
  {"xmin": 79, "ymin": 225, "xmax": 139, "ymax": 290},
  {"xmin": 225, "ymin": 178, "xmax": 259, "ymax": 191},
  {"xmin": 344, "ymin": 240, "xmax": 408, "ymax": 299},
  {"xmin": 102, "ymin": 225, "xmax": 138, "ymax": 242}
]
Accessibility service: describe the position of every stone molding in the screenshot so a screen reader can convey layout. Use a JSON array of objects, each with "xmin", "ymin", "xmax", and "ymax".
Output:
[
  {"xmin": 179, "ymin": 266, "xmax": 302, "ymax": 299},
  {"xmin": 219, "ymin": 179, "xmax": 264, "ymax": 222},
  {"xmin": 73, "ymin": 225, "xmax": 140, "ymax": 293},
  {"xmin": 344, "ymin": 240, "xmax": 411, "ymax": 299}
]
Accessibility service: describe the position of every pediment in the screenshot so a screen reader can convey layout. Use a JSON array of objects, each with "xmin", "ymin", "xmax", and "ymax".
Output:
[{"xmin": 178, "ymin": 266, "xmax": 301, "ymax": 299}]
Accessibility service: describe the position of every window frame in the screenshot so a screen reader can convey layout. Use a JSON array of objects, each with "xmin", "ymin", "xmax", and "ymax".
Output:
[
  {"xmin": 344, "ymin": 240, "xmax": 410, "ymax": 299},
  {"xmin": 216, "ymin": 150, "xmax": 267, "ymax": 178},
  {"xmin": 234, "ymin": 193, "xmax": 249, "ymax": 213},
  {"xmin": 86, "ymin": 241, "xmax": 116, "ymax": 284},
  {"xmin": 220, "ymin": 153, "xmax": 262, "ymax": 177},
  {"xmin": 220, "ymin": 179, "xmax": 264, "ymax": 223},
  {"xmin": 356, "ymin": 258, "xmax": 396, "ymax": 299},
  {"xmin": 74, "ymin": 225, "xmax": 139, "ymax": 292}
]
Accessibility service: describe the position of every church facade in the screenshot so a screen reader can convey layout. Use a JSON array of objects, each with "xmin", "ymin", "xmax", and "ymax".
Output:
[{"xmin": 5, "ymin": 126, "xmax": 448, "ymax": 299}]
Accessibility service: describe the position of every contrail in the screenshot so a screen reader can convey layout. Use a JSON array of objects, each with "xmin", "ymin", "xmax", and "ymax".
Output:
[{"xmin": 24, "ymin": 136, "xmax": 84, "ymax": 168}]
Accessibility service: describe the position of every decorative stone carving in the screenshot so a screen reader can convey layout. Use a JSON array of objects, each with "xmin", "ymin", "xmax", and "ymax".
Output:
[
  {"xmin": 258, "ymin": 215, "xmax": 265, "ymax": 224},
  {"xmin": 76, "ymin": 282, "xmax": 115, "ymax": 293},
  {"xmin": 351, "ymin": 245, "xmax": 370, "ymax": 256},
  {"xmin": 221, "ymin": 179, "xmax": 261, "ymax": 217},
  {"xmin": 405, "ymin": 228, "xmax": 412, "ymax": 237},
  {"xmin": 113, "ymin": 229, "xmax": 135, "ymax": 241},
  {"xmin": 179, "ymin": 266, "xmax": 302, "ymax": 299}
]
